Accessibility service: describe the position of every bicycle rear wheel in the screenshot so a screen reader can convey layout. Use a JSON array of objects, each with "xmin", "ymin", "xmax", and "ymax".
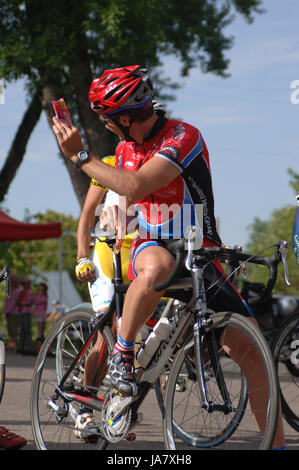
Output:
[
  {"xmin": 271, "ymin": 311, "xmax": 299, "ymax": 431},
  {"xmin": 163, "ymin": 312, "xmax": 279, "ymax": 450},
  {"xmin": 30, "ymin": 307, "xmax": 109, "ymax": 450}
]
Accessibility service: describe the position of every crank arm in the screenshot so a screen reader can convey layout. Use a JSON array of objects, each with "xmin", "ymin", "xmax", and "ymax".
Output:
[{"xmin": 110, "ymin": 395, "xmax": 138, "ymax": 422}]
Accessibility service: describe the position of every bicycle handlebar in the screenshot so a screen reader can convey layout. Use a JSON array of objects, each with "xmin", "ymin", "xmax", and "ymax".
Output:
[
  {"xmin": 155, "ymin": 237, "xmax": 288, "ymax": 296},
  {"xmin": 90, "ymin": 225, "xmax": 289, "ymax": 298}
]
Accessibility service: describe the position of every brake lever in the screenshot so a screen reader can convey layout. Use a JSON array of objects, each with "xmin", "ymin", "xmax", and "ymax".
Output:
[
  {"xmin": 277, "ymin": 240, "xmax": 291, "ymax": 286},
  {"xmin": 233, "ymin": 245, "xmax": 247, "ymax": 279},
  {"xmin": 185, "ymin": 225, "xmax": 200, "ymax": 271}
]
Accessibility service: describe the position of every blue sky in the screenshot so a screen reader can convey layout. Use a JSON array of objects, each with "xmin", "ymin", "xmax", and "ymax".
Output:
[{"xmin": 0, "ymin": 0, "xmax": 298, "ymax": 248}]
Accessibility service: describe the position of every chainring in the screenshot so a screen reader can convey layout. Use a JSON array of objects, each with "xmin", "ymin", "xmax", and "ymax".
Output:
[{"xmin": 101, "ymin": 390, "xmax": 132, "ymax": 443}]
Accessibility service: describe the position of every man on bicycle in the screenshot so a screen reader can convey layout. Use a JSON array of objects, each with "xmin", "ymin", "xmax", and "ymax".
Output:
[
  {"xmin": 53, "ymin": 64, "xmax": 222, "ymax": 393},
  {"xmin": 52, "ymin": 65, "xmax": 284, "ymax": 448}
]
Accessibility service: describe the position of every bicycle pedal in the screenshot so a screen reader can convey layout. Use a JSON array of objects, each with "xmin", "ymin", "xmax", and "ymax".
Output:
[
  {"xmin": 113, "ymin": 388, "xmax": 135, "ymax": 398},
  {"xmin": 113, "ymin": 388, "xmax": 128, "ymax": 397}
]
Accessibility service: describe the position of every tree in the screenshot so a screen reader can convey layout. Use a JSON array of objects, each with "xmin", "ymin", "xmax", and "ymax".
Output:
[
  {"xmin": 245, "ymin": 169, "xmax": 299, "ymax": 295},
  {"xmin": 0, "ymin": 91, "xmax": 42, "ymax": 201},
  {"xmin": 287, "ymin": 168, "xmax": 299, "ymax": 195},
  {"xmin": 0, "ymin": 0, "xmax": 264, "ymax": 206}
]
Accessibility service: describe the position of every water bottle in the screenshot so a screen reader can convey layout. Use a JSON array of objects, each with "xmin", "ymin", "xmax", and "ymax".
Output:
[
  {"xmin": 292, "ymin": 193, "xmax": 299, "ymax": 265},
  {"xmin": 139, "ymin": 323, "xmax": 152, "ymax": 342},
  {"xmin": 136, "ymin": 317, "xmax": 174, "ymax": 368}
]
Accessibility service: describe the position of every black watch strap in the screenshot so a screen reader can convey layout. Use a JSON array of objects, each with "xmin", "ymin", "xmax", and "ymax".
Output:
[{"xmin": 75, "ymin": 150, "xmax": 89, "ymax": 168}]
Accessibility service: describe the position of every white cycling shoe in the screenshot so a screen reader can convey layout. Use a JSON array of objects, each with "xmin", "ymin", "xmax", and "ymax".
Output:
[{"xmin": 74, "ymin": 412, "xmax": 101, "ymax": 442}]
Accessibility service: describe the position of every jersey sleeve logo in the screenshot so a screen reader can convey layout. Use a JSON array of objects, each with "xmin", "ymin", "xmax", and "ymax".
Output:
[
  {"xmin": 173, "ymin": 123, "xmax": 186, "ymax": 142},
  {"xmin": 158, "ymin": 145, "xmax": 180, "ymax": 161}
]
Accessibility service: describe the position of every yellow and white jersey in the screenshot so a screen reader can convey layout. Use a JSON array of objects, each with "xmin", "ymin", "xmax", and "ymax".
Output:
[
  {"xmin": 88, "ymin": 155, "xmax": 138, "ymax": 311},
  {"xmin": 90, "ymin": 155, "xmax": 119, "ymax": 209}
]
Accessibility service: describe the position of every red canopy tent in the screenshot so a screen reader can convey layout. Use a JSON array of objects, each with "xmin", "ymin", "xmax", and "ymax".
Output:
[{"xmin": 0, "ymin": 211, "xmax": 62, "ymax": 241}]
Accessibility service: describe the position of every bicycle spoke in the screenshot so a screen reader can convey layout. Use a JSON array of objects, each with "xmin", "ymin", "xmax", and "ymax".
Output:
[{"xmin": 31, "ymin": 309, "xmax": 109, "ymax": 450}]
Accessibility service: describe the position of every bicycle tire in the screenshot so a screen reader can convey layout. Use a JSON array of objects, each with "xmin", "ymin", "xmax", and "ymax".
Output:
[
  {"xmin": 163, "ymin": 312, "xmax": 279, "ymax": 450},
  {"xmin": 271, "ymin": 311, "xmax": 299, "ymax": 432},
  {"xmin": 156, "ymin": 340, "xmax": 248, "ymax": 445},
  {"xmin": 30, "ymin": 307, "xmax": 110, "ymax": 450}
]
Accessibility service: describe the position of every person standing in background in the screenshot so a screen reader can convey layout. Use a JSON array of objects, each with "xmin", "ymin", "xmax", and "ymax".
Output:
[
  {"xmin": 3, "ymin": 275, "xmax": 20, "ymax": 351},
  {"xmin": 18, "ymin": 279, "xmax": 33, "ymax": 355},
  {"xmin": 33, "ymin": 282, "xmax": 48, "ymax": 352}
]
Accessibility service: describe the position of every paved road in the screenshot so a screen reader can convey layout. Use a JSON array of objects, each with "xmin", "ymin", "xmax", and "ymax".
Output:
[{"xmin": 1, "ymin": 350, "xmax": 299, "ymax": 451}]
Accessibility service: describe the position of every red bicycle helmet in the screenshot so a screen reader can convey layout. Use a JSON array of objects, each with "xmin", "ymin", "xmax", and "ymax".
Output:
[{"xmin": 89, "ymin": 65, "xmax": 155, "ymax": 115}]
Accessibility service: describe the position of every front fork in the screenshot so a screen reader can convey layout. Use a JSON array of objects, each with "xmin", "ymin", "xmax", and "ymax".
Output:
[{"xmin": 191, "ymin": 267, "xmax": 233, "ymax": 414}]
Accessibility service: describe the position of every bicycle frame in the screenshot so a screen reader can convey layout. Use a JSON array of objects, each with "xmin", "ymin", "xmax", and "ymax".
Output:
[
  {"xmin": 58, "ymin": 243, "xmax": 127, "ymax": 391},
  {"xmin": 292, "ymin": 192, "xmax": 299, "ymax": 265},
  {"xmin": 187, "ymin": 260, "xmax": 235, "ymax": 414},
  {"xmin": 56, "ymin": 238, "xmax": 233, "ymax": 422},
  {"xmin": 32, "ymin": 232, "xmax": 291, "ymax": 451}
]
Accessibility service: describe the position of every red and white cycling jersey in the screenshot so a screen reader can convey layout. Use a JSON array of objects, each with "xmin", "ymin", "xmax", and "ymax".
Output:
[{"xmin": 116, "ymin": 116, "xmax": 221, "ymax": 246}]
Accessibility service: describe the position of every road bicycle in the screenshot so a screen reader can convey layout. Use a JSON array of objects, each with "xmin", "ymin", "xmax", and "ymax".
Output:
[
  {"xmin": 30, "ymin": 227, "xmax": 289, "ymax": 450},
  {"xmin": 241, "ymin": 279, "xmax": 298, "ymax": 345},
  {"xmin": 270, "ymin": 192, "xmax": 299, "ymax": 432},
  {"xmin": 0, "ymin": 266, "xmax": 10, "ymax": 404}
]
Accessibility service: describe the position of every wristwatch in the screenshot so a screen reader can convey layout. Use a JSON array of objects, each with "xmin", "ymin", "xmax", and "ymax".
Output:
[{"xmin": 75, "ymin": 150, "xmax": 89, "ymax": 168}]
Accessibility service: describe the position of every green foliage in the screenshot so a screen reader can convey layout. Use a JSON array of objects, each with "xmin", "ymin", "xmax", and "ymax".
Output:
[
  {"xmin": 0, "ymin": 0, "xmax": 264, "ymax": 207},
  {"xmin": 287, "ymin": 168, "xmax": 299, "ymax": 195},
  {"xmin": 0, "ymin": 0, "xmax": 264, "ymax": 93},
  {"xmin": 0, "ymin": 0, "xmax": 266, "ymax": 306},
  {"xmin": 245, "ymin": 170, "xmax": 299, "ymax": 295}
]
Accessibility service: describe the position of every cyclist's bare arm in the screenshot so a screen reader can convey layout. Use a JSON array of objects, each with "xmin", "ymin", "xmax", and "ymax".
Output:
[
  {"xmin": 76, "ymin": 185, "xmax": 106, "ymax": 282},
  {"xmin": 52, "ymin": 117, "xmax": 181, "ymax": 200},
  {"xmin": 99, "ymin": 196, "xmax": 137, "ymax": 239}
]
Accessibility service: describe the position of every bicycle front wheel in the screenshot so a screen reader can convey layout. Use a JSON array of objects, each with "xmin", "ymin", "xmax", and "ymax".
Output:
[
  {"xmin": 271, "ymin": 311, "xmax": 299, "ymax": 431},
  {"xmin": 30, "ymin": 307, "xmax": 109, "ymax": 450},
  {"xmin": 163, "ymin": 312, "xmax": 279, "ymax": 450}
]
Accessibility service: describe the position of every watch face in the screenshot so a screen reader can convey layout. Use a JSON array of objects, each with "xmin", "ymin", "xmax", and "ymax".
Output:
[
  {"xmin": 78, "ymin": 151, "xmax": 88, "ymax": 161},
  {"xmin": 76, "ymin": 151, "xmax": 89, "ymax": 168}
]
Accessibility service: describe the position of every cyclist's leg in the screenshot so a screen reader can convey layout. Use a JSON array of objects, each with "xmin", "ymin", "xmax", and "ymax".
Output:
[
  {"xmin": 83, "ymin": 318, "xmax": 116, "ymax": 388},
  {"xmin": 221, "ymin": 323, "xmax": 284, "ymax": 448},
  {"xmin": 108, "ymin": 241, "xmax": 174, "ymax": 395},
  {"xmin": 116, "ymin": 241, "xmax": 174, "ymax": 342},
  {"xmin": 205, "ymin": 261, "xmax": 285, "ymax": 449},
  {"xmin": 84, "ymin": 240, "xmax": 131, "ymax": 389}
]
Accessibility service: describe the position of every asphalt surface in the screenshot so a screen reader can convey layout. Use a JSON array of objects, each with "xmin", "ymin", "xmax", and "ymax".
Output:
[{"xmin": 1, "ymin": 350, "xmax": 299, "ymax": 452}]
